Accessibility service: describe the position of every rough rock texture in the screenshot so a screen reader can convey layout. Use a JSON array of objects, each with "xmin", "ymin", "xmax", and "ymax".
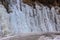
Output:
[{"xmin": 23, "ymin": 0, "xmax": 60, "ymax": 8}]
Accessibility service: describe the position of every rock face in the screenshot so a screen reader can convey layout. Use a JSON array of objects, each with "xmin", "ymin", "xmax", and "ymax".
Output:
[
  {"xmin": 23, "ymin": 0, "xmax": 60, "ymax": 8},
  {"xmin": 0, "ymin": 0, "xmax": 60, "ymax": 37},
  {"xmin": 0, "ymin": 0, "xmax": 10, "ymax": 13}
]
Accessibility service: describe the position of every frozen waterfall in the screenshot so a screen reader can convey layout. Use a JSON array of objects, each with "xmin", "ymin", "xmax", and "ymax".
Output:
[
  {"xmin": 0, "ymin": 0, "xmax": 60, "ymax": 36},
  {"xmin": 9, "ymin": 0, "xmax": 60, "ymax": 32}
]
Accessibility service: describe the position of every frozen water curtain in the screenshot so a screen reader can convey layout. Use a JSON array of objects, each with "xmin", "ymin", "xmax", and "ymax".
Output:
[{"xmin": 0, "ymin": 0, "xmax": 60, "ymax": 37}]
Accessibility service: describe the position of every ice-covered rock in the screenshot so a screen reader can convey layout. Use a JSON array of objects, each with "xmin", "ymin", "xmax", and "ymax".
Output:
[
  {"xmin": 0, "ymin": 0, "xmax": 60, "ymax": 37},
  {"xmin": 0, "ymin": 4, "xmax": 10, "ymax": 36}
]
